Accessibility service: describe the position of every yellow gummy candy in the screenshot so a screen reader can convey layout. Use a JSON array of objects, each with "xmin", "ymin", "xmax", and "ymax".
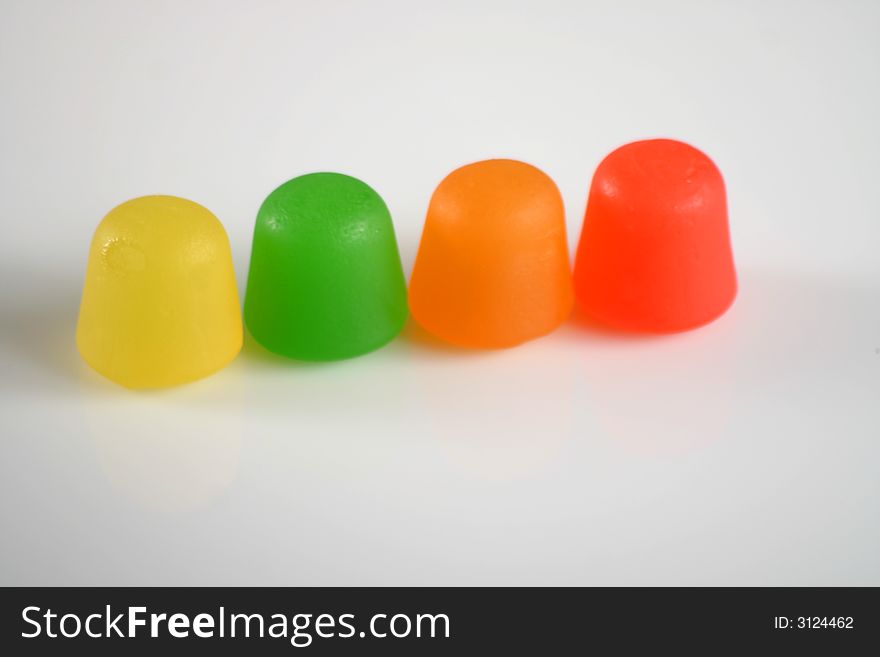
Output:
[{"xmin": 76, "ymin": 195, "xmax": 242, "ymax": 388}]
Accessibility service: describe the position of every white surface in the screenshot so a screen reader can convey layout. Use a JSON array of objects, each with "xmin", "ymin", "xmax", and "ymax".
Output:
[{"xmin": 1, "ymin": 0, "xmax": 878, "ymax": 586}]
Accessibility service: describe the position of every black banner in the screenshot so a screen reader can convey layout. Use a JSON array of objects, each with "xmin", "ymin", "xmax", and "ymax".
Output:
[{"xmin": 1, "ymin": 587, "xmax": 877, "ymax": 653}]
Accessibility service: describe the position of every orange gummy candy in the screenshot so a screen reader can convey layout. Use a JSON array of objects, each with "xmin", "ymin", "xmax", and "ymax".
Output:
[
  {"xmin": 573, "ymin": 139, "xmax": 737, "ymax": 332},
  {"xmin": 409, "ymin": 159, "xmax": 573, "ymax": 348}
]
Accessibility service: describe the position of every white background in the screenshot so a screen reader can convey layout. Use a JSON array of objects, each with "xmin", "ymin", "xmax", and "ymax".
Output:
[{"xmin": 1, "ymin": 0, "xmax": 878, "ymax": 585}]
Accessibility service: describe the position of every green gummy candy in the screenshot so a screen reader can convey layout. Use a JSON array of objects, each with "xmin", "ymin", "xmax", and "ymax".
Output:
[{"xmin": 244, "ymin": 173, "xmax": 408, "ymax": 361}]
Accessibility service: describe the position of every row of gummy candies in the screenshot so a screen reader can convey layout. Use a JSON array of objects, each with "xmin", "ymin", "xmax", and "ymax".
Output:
[{"xmin": 76, "ymin": 138, "xmax": 737, "ymax": 389}]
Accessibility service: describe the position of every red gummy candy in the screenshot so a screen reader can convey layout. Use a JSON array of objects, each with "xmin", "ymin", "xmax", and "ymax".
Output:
[{"xmin": 573, "ymin": 139, "xmax": 737, "ymax": 332}]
